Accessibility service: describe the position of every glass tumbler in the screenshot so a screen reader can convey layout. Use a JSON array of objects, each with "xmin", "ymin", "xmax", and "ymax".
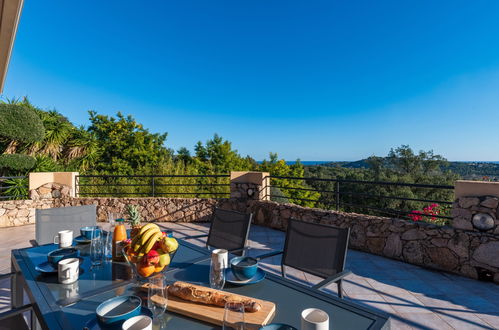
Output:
[{"xmin": 223, "ymin": 301, "xmax": 245, "ymax": 330}]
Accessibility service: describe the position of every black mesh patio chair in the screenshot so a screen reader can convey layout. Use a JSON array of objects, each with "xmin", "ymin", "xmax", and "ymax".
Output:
[
  {"xmin": 258, "ymin": 218, "xmax": 351, "ymax": 298},
  {"xmin": 0, "ymin": 273, "xmax": 35, "ymax": 330},
  {"xmin": 183, "ymin": 208, "xmax": 253, "ymax": 256},
  {"xmin": 35, "ymin": 205, "xmax": 97, "ymax": 245}
]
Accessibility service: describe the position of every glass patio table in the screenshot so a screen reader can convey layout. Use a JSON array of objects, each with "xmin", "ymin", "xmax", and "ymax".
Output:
[{"xmin": 11, "ymin": 238, "xmax": 390, "ymax": 329}]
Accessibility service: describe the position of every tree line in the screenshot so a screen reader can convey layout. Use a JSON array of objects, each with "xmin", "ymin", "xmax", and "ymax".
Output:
[{"xmin": 0, "ymin": 98, "xmax": 459, "ymax": 224}]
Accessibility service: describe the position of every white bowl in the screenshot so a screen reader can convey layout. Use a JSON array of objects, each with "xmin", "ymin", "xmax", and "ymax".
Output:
[{"xmin": 122, "ymin": 315, "xmax": 152, "ymax": 330}]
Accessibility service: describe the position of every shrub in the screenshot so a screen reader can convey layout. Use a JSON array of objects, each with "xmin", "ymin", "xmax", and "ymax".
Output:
[
  {"xmin": 0, "ymin": 103, "xmax": 45, "ymax": 144},
  {"xmin": 0, "ymin": 154, "xmax": 36, "ymax": 171}
]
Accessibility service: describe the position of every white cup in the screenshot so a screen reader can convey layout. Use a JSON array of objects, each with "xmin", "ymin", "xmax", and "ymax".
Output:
[
  {"xmin": 211, "ymin": 249, "xmax": 228, "ymax": 271},
  {"xmin": 54, "ymin": 230, "xmax": 73, "ymax": 248},
  {"xmin": 301, "ymin": 308, "xmax": 329, "ymax": 330},
  {"xmin": 122, "ymin": 315, "xmax": 152, "ymax": 330},
  {"xmin": 58, "ymin": 258, "xmax": 79, "ymax": 284}
]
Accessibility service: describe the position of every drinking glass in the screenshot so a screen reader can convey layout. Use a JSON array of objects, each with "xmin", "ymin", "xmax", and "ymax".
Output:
[
  {"xmin": 147, "ymin": 275, "xmax": 167, "ymax": 319},
  {"xmin": 223, "ymin": 302, "xmax": 245, "ymax": 330},
  {"xmin": 103, "ymin": 230, "xmax": 113, "ymax": 262},
  {"xmin": 90, "ymin": 227, "xmax": 103, "ymax": 267},
  {"xmin": 209, "ymin": 260, "xmax": 225, "ymax": 290}
]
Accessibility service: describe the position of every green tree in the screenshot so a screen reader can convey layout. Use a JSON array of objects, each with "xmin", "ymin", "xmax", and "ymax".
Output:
[{"xmin": 87, "ymin": 111, "xmax": 172, "ymax": 174}]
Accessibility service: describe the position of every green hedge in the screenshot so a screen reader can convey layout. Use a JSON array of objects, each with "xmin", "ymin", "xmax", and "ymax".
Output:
[
  {"xmin": 0, "ymin": 103, "xmax": 45, "ymax": 143},
  {"xmin": 0, "ymin": 154, "xmax": 36, "ymax": 171}
]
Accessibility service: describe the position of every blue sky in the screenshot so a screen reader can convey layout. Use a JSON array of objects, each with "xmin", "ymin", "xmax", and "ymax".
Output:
[{"xmin": 3, "ymin": 1, "xmax": 499, "ymax": 161}]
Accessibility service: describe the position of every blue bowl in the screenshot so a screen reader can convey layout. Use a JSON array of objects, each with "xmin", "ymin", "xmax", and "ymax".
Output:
[
  {"xmin": 230, "ymin": 256, "xmax": 258, "ymax": 281},
  {"xmin": 80, "ymin": 226, "xmax": 101, "ymax": 240},
  {"xmin": 47, "ymin": 248, "xmax": 79, "ymax": 267},
  {"xmin": 260, "ymin": 324, "xmax": 298, "ymax": 330},
  {"xmin": 96, "ymin": 295, "xmax": 142, "ymax": 325}
]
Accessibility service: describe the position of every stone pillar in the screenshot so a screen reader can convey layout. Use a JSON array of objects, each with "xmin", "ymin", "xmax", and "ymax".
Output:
[
  {"xmin": 230, "ymin": 171, "xmax": 270, "ymax": 201},
  {"xmin": 452, "ymin": 180, "xmax": 499, "ymax": 234},
  {"xmin": 28, "ymin": 172, "xmax": 79, "ymax": 200}
]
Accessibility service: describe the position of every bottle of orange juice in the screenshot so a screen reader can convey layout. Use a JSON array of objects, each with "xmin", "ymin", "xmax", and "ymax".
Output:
[{"xmin": 112, "ymin": 218, "xmax": 127, "ymax": 262}]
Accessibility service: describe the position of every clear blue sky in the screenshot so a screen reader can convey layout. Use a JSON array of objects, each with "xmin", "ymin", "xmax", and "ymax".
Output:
[{"xmin": 3, "ymin": 1, "xmax": 499, "ymax": 161}]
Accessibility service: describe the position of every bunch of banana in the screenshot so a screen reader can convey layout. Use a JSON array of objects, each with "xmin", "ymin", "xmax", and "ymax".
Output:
[{"xmin": 131, "ymin": 223, "xmax": 162, "ymax": 256}]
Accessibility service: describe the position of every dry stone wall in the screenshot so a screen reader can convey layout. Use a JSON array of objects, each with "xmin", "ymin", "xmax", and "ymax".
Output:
[
  {"xmin": 0, "ymin": 199, "xmax": 53, "ymax": 227},
  {"xmin": 224, "ymin": 200, "xmax": 499, "ymax": 284}
]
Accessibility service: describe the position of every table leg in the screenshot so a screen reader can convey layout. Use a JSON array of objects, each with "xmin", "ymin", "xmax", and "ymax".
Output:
[{"xmin": 10, "ymin": 258, "xmax": 24, "ymax": 308}]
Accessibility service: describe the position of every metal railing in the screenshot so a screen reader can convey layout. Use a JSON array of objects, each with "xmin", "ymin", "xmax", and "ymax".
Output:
[
  {"xmin": 75, "ymin": 174, "xmax": 230, "ymax": 198},
  {"xmin": 266, "ymin": 175, "xmax": 454, "ymax": 221},
  {"xmin": 0, "ymin": 176, "xmax": 29, "ymax": 200}
]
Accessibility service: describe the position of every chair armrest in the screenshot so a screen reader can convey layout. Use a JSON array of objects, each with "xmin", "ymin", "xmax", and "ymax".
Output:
[
  {"xmin": 256, "ymin": 250, "xmax": 283, "ymax": 261},
  {"xmin": 182, "ymin": 234, "xmax": 209, "ymax": 240},
  {"xmin": 312, "ymin": 270, "xmax": 352, "ymax": 290},
  {"xmin": 0, "ymin": 304, "xmax": 33, "ymax": 321}
]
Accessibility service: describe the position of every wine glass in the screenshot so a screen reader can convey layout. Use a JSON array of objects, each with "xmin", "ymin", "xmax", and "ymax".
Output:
[
  {"xmin": 147, "ymin": 275, "xmax": 167, "ymax": 319},
  {"xmin": 90, "ymin": 227, "xmax": 103, "ymax": 267},
  {"xmin": 223, "ymin": 301, "xmax": 245, "ymax": 330},
  {"xmin": 209, "ymin": 260, "xmax": 225, "ymax": 290}
]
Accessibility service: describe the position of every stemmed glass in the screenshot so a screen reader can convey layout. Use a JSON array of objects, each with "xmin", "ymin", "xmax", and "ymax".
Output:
[
  {"xmin": 223, "ymin": 301, "xmax": 245, "ymax": 330},
  {"xmin": 90, "ymin": 227, "xmax": 103, "ymax": 268},
  {"xmin": 148, "ymin": 275, "xmax": 167, "ymax": 320}
]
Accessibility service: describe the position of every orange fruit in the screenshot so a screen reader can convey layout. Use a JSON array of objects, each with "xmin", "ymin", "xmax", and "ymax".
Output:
[
  {"xmin": 137, "ymin": 263, "xmax": 155, "ymax": 277},
  {"xmin": 154, "ymin": 264, "xmax": 165, "ymax": 273}
]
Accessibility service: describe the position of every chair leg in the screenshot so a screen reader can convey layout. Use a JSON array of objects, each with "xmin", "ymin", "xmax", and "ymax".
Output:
[{"xmin": 338, "ymin": 279, "xmax": 343, "ymax": 299}]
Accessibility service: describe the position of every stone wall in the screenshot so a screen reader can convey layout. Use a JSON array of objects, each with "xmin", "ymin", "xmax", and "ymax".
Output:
[
  {"xmin": 452, "ymin": 196, "xmax": 499, "ymax": 234},
  {"xmin": 0, "ymin": 197, "xmax": 232, "ymax": 228},
  {"xmin": 225, "ymin": 200, "xmax": 499, "ymax": 284},
  {"xmin": 0, "ymin": 199, "xmax": 53, "ymax": 227},
  {"xmin": 52, "ymin": 197, "xmax": 232, "ymax": 223}
]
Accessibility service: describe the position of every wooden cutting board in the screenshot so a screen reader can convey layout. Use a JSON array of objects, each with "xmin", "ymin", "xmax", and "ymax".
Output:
[
  {"xmin": 142, "ymin": 283, "xmax": 275, "ymax": 328},
  {"xmin": 167, "ymin": 293, "xmax": 275, "ymax": 328}
]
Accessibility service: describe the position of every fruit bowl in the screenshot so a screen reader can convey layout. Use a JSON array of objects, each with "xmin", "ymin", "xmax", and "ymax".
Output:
[
  {"xmin": 123, "ymin": 245, "xmax": 177, "ymax": 281},
  {"xmin": 122, "ymin": 224, "xmax": 179, "ymax": 281}
]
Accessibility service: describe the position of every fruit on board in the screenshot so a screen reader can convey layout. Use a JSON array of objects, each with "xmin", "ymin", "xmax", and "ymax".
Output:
[
  {"xmin": 160, "ymin": 236, "xmax": 178, "ymax": 253},
  {"xmin": 137, "ymin": 261, "xmax": 155, "ymax": 277}
]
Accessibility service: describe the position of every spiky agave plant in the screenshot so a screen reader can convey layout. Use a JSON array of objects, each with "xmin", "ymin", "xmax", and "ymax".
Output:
[{"xmin": 126, "ymin": 204, "xmax": 142, "ymax": 238}]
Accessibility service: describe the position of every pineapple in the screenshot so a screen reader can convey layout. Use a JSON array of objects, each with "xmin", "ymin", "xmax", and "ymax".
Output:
[{"xmin": 126, "ymin": 205, "xmax": 142, "ymax": 238}]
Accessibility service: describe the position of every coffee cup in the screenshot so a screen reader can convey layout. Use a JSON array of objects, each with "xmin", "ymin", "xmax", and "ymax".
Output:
[
  {"xmin": 301, "ymin": 308, "xmax": 329, "ymax": 330},
  {"xmin": 58, "ymin": 258, "xmax": 80, "ymax": 284},
  {"xmin": 53, "ymin": 230, "xmax": 73, "ymax": 248},
  {"xmin": 80, "ymin": 226, "xmax": 101, "ymax": 240},
  {"xmin": 230, "ymin": 256, "xmax": 258, "ymax": 281}
]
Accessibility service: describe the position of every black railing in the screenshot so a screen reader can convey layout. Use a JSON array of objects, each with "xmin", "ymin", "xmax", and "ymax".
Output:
[
  {"xmin": 266, "ymin": 175, "xmax": 454, "ymax": 222},
  {"xmin": 0, "ymin": 176, "xmax": 29, "ymax": 200},
  {"xmin": 75, "ymin": 174, "xmax": 230, "ymax": 199}
]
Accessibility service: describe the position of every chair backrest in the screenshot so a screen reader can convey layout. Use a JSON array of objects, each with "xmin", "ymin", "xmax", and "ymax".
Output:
[
  {"xmin": 206, "ymin": 208, "xmax": 252, "ymax": 255},
  {"xmin": 35, "ymin": 205, "xmax": 97, "ymax": 245},
  {"xmin": 282, "ymin": 219, "xmax": 350, "ymax": 279}
]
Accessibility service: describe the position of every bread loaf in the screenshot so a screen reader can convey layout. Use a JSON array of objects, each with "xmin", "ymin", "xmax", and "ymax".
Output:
[{"xmin": 167, "ymin": 281, "xmax": 262, "ymax": 312}]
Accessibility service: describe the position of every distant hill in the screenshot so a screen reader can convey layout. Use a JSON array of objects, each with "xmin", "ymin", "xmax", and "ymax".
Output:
[{"xmin": 315, "ymin": 159, "xmax": 499, "ymax": 180}]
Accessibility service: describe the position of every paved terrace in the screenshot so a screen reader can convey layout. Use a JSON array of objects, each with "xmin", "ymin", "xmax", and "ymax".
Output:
[{"xmin": 1, "ymin": 223, "xmax": 498, "ymax": 329}]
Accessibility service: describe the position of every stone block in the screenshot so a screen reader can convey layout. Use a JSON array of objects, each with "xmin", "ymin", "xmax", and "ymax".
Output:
[
  {"xmin": 401, "ymin": 228, "xmax": 427, "ymax": 240},
  {"xmin": 472, "ymin": 241, "xmax": 499, "ymax": 268},
  {"xmin": 403, "ymin": 241, "xmax": 424, "ymax": 264},
  {"xmin": 383, "ymin": 233, "xmax": 402, "ymax": 258},
  {"xmin": 458, "ymin": 197, "xmax": 480, "ymax": 208},
  {"xmin": 480, "ymin": 196, "xmax": 499, "ymax": 209},
  {"xmin": 452, "ymin": 217, "xmax": 473, "ymax": 231},
  {"xmin": 428, "ymin": 247, "xmax": 459, "ymax": 270}
]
